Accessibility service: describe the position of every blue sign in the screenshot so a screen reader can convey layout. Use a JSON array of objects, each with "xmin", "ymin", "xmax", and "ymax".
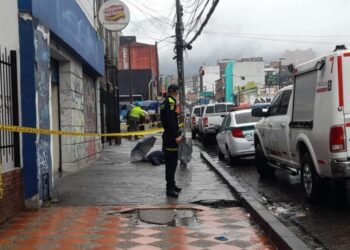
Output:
[{"xmin": 30, "ymin": 0, "xmax": 104, "ymax": 76}]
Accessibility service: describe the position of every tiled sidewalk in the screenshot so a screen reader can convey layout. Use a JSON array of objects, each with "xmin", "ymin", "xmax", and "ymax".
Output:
[{"xmin": 0, "ymin": 205, "xmax": 275, "ymax": 250}]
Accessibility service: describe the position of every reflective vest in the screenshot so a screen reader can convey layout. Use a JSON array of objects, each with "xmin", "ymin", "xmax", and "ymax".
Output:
[{"xmin": 129, "ymin": 106, "xmax": 144, "ymax": 119}]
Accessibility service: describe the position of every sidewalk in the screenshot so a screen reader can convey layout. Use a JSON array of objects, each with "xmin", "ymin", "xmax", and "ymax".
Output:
[{"xmin": 0, "ymin": 138, "xmax": 276, "ymax": 250}]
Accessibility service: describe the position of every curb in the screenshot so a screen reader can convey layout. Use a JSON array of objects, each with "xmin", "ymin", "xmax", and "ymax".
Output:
[{"xmin": 201, "ymin": 152, "xmax": 311, "ymax": 250}]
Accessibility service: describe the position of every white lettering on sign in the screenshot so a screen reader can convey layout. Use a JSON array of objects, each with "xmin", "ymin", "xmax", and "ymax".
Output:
[{"xmin": 122, "ymin": 47, "xmax": 129, "ymax": 69}]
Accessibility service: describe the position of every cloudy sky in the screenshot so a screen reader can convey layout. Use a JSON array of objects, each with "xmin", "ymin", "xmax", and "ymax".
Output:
[{"xmin": 121, "ymin": 0, "xmax": 350, "ymax": 76}]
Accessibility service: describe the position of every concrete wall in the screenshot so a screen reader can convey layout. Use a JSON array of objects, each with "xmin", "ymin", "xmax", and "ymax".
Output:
[
  {"xmin": 52, "ymin": 41, "xmax": 102, "ymax": 171},
  {"xmin": 0, "ymin": 0, "xmax": 20, "ymax": 50}
]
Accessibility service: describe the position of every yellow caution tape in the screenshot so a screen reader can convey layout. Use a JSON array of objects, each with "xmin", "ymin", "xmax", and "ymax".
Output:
[
  {"xmin": 120, "ymin": 121, "xmax": 161, "ymax": 129},
  {"xmin": 0, "ymin": 124, "xmax": 164, "ymax": 137}
]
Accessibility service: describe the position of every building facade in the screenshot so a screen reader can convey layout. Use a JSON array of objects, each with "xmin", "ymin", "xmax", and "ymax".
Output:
[
  {"xmin": 18, "ymin": 0, "xmax": 104, "ymax": 207},
  {"xmin": 118, "ymin": 38, "xmax": 159, "ymax": 100},
  {"xmin": 0, "ymin": 0, "xmax": 23, "ymax": 224},
  {"xmin": 199, "ymin": 65, "xmax": 220, "ymax": 95}
]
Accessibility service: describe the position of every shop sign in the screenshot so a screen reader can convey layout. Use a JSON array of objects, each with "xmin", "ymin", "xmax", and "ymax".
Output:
[{"xmin": 99, "ymin": 0, "xmax": 130, "ymax": 31}]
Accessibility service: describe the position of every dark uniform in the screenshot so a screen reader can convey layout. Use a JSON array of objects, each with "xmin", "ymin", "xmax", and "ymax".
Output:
[{"xmin": 160, "ymin": 91, "xmax": 182, "ymax": 197}]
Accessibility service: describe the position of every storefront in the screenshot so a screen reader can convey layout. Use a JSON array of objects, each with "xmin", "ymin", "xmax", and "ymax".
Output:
[{"xmin": 19, "ymin": 0, "xmax": 104, "ymax": 206}]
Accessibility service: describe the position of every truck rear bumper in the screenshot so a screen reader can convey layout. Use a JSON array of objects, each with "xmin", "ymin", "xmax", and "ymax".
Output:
[{"xmin": 331, "ymin": 160, "xmax": 350, "ymax": 177}]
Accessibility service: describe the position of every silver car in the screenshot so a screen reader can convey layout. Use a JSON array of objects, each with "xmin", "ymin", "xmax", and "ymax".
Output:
[{"xmin": 216, "ymin": 109, "xmax": 261, "ymax": 165}]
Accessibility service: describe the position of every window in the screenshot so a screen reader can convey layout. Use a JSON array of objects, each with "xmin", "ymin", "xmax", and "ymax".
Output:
[
  {"xmin": 227, "ymin": 104, "xmax": 234, "ymax": 111},
  {"xmin": 278, "ymin": 90, "xmax": 292, "ymax": 115},
  {"xmin": 194, "ymin": 107, "xmax": 201, "ymax": 117},
  {"xmin": 200, "ymin": 106, "xmax": 205, "ymax": 115},
  {"xmin": 206, "ymin": 106, "xmax": 214, "ymax": 114},
  {"xmin": 235, "ymin": 112, "xmax": 262, "ymax": 124},
  {"xmin": 215, "ymin": 104, "xmax": 226, "ymax": 113},
  {"xmin": 268, "ymin": 91, "xmax": 283, "ymax": 116},
  {"xmin": 293, "ymin": 71, "xmax": 317, "ymax": 122}
]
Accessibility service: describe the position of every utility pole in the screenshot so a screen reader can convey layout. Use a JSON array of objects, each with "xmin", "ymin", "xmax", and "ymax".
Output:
[
  {"xmin": 175, "ymin": 0, "xmax": 185, "ymax": 132},
  {"xmin": 128, "ymin": 40, "xmax": 133, "ymax": 103}
]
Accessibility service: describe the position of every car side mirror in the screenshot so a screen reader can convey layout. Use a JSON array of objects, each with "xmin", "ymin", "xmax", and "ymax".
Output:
[{"xmin": 251, "ymin": 108, "xmax": 264, "ymax": 117}]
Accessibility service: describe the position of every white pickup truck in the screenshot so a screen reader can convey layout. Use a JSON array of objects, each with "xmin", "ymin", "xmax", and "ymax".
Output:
[
  {"xmin": 253, "ymin": 46, "xmax": 350, "ymax": 202},
  {"xmin": 198, "ymin": 102, "xmax": 234, "ymax": 144}
]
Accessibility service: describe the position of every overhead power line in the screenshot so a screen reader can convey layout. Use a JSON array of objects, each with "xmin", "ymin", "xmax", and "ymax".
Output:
[
  {"xmin": 185, "ymin": 0, "xmax": 210, "ymax": 39},
  {"xmin": 187, "ymin": 0, "xmax": 220, "ymax": 45},
  {"xmin": 202, "ymin": 31, "xmax": 348, "ymax": 45}
]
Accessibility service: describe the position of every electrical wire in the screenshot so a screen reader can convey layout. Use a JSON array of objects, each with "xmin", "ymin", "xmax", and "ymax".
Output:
[
  {"xmin": 187, "ymin": 0, "xmax": 220, "ymax": 46},
  {"xmin": 202, "ymin": 31, "xmax": 348, "ymax": 45}
]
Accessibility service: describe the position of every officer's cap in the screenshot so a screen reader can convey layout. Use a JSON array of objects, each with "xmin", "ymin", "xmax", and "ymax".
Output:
[{"xmin": 167, "ymin": 84, "xmax": 179, "ymax": 93}]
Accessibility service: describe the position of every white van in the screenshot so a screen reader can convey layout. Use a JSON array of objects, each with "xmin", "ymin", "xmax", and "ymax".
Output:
[{"xmin": 253, "ymin": 45, "xmax": 350, "ymax": 202}]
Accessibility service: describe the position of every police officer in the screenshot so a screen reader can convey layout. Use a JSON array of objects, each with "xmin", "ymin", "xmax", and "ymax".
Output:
[{"xmin": 160, "ymin": 84, "xmax": 182, "ymax": 198}]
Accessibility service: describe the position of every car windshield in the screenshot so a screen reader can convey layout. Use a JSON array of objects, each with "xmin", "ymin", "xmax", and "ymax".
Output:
[
  {"xmin": 235, "ymin": 112, "xmax": 262, "ymax": 124},
  {"xmin": 215, "ymin": 104, "xmax": 226, "ymax": 113}
]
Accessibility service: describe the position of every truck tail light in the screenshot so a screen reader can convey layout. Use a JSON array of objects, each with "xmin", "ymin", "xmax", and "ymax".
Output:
[
  {"xmin": 231, "ymin": 128, "xmax": 244, "ymax": 138},
  {"xmin": 203, "ymin": 117, "xmax": 208, "ymax": 127},
  {"xmin": 192, "ymin": 116, "xmax": 196, "ymax": 125},
  {"xmin": 330, "ymin": 125, "xmax": 346, "ymax": 152}
]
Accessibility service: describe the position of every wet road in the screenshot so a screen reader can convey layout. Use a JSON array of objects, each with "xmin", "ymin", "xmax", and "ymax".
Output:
[{"xmin": 197, "ymin": 139, "xmax": 350, "ymax": 250}]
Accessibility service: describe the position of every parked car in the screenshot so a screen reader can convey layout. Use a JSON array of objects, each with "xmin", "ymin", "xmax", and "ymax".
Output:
[
  {"xmin": 190, "ymin": 105, "xmax": 204, "ymax": 138},
  {"xmin": 216, "ymin": 109, "xmax": 261, "ymax": 165},
  {"xmin": 253, "ymin": 46, "xmax": 350, "ymax": 202},
  {"xmin": 198, "ymin": 102, "xmax": 234, "ymax": 144}
]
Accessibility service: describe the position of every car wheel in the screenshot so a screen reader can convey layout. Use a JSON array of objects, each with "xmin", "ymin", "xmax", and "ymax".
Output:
[
  {"xmin": 217, "ymin": 145, "xmax": 225, "ymax": 160},
  {"xmin": 192, "ymin": 130, "xmax": 197, "ymax": 139},
  {"xmin": 225, "ymin": 145, "xmax": 236, "ymax": 166},
  {"xmin": 301, "ymin": 152, "xmax": 324, "ymax": 203},
  {"xmin": 255, "ymin": 142, "xmax": 275, "ymax": 177}
]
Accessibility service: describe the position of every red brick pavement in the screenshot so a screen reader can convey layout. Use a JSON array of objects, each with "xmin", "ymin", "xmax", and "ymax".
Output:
[{"xmin": 0, "ymin": 205, "xmax": 276, "ymax": 250}]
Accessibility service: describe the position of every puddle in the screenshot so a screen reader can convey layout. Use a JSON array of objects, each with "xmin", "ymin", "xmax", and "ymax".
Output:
[
  {"xmin": 111, "ymin": 208, "xmax": 199, "ymax": 227},
  {"xmin": 138, "ymin": 209, "xmax": 198, "ymax": 227}
]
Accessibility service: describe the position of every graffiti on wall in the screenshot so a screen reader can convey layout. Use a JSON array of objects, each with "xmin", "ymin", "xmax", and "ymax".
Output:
[
  {"xmin": 83, "ymin": 74, "xmax": 97, "ymax": 133},
  {"xmin": 34, "ymin": 20, "xmax": 52, "ymax": 200},
  {"xmin": 83, "ymin": 74, "xmax": 97, "ymax": 159}
]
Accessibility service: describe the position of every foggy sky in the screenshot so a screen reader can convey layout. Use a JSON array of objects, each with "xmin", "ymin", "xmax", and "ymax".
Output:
[{"xmin": 122, "ymin": 0, "xmax": 350, "ymax": 76}]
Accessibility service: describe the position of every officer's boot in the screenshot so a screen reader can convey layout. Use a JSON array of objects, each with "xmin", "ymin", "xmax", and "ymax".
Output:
[
  {"xmin": 174, "ymin": 185, "xmax": 182, "ymax": 193},
  {"xmin": 166, "ymin": 189, "xmax": 179, "ymax": 198}
]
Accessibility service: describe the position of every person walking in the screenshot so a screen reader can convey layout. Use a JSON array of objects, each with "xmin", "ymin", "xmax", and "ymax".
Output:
[{"xmin": 160, "ymin": 84, "xmax": 183, "ymax": 198}]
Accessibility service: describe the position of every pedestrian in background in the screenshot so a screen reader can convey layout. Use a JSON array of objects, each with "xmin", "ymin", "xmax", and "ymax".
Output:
[
  {"xmin": 160, "ymin": 84, "xmax": 183, "ymax": 198},
  {"xmin": 128, "ymin": 103, "xmax": 145, "ymax": 139}
]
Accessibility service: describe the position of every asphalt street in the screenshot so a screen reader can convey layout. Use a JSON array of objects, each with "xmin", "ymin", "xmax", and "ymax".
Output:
[{"xmin": 197, "ymin": 139, "xmax": 350, "ymax": 250}]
